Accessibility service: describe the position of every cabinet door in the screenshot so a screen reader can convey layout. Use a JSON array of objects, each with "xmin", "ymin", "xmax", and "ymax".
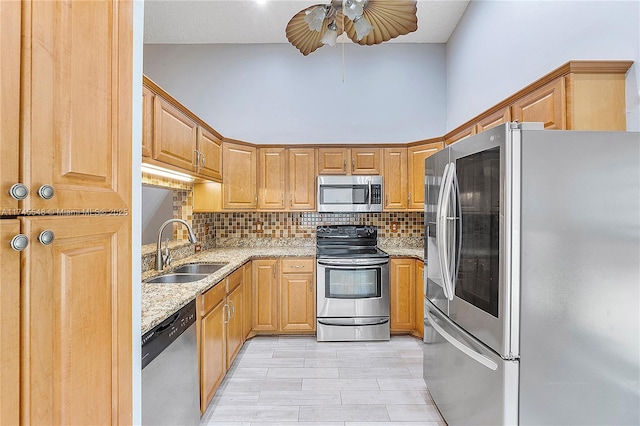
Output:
[
  {"xmin": 383, "ymin": 148, "xmax": 408, "ymax": 210},
  {"xmin": 0, "ymin": 220, "xmax": 20, "ymax": 425},
  {"xmin": 317, "ymin": 148, "xmax": 350, "ymax": 175},
  {"xmin": 25, "ymin": 0, "xmax": 132, "ymax": 213},
  {"xmin": 0, "ymin": 0, "xmax": 20, "ymax": 212},
  {"xmin": 153, "ymin": 96, "xmax": 198, "ymax": 171},
  {"xmin": 390, "ymin": 258, "xmax": 416, "ymax": 332},
  {"xmin": 197, "ymin": 127, "xmax": 222, "ymax": 181},
  {"xmin": 223, "ymin": 143, "xmax": 257, "ymax": 210},
  {"xmin": 512, "ymin": 78, "xmax": 566, "ymax": 129},
  {"xmin": 415, "ymin": 260, "xmax": 424, "ymax": 337},
  {"xmin": 141, "ymin": 85, "xmax": 154, "ymax": 158},
  {"xmin": 226, "ymin": 285, "xmax": 244, "ymax": 367},
  {"xmin": 200, "ymin": 297, "xmax": 225, "ymax": 414},
  {"xmin": 20, "ymin": 214, "xmax": 131, "ymax": 425},
  {"xmin": 280, "ymin": 273, "xmax": 316, "ymax": 332},
  {"xmin": 288, "ymin": 148, "xmax": 316, "ymax": 211},
  {"xmin": 475, "ymin": 107, "xmax": 511, "ymax": 134},
  {"xmin": 445, "ymin": 124, "xmax": 474, "ymax": 146},
  {"xmin": 258, "ymin": 148, "xmax": 286, "ymax": 210},
  {"xmin": 407, "ymin": 142, "xmax": 443, "ymax": 210},
  {"xmin": 252, "ymin": 259, "xmax": 279, "ymax": 332},
  {"xmin": 242, "ymin": 262, "xmax": 252, "ymax": 340},
  {"xmin": 351, "ymin": 148, "xmax": 381, "ymax": 175}
]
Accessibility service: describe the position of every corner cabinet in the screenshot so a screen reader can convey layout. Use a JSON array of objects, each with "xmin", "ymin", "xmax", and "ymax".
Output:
[
  {"xmin": 1, "ymin": 1, "xmax": 133, "ymax": 424},
  {"xmin": 223, "ymin": 142, "xmax": 257, "ymax": 210},
  {"xmin": 407, "ymin": 142, "xmax": 444, "ymax": 211}
]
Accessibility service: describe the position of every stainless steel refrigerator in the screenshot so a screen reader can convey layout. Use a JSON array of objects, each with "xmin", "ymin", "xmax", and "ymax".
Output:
[{"xmin": 423, "ymin": 122, "xmax": 640, "ymax": 425}]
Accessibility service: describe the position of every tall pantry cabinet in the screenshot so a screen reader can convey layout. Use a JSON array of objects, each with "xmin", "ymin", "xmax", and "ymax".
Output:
[{"xmin": 0, "ymin": 1, "xmax": 133, "ymax": 424}]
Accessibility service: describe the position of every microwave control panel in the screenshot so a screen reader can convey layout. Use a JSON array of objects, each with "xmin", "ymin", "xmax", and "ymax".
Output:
[{"xmin": 371, "ymin": 185, "xmax": 382, "ymax": 204}]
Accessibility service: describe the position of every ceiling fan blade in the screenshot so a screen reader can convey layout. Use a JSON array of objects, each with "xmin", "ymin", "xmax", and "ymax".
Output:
[
  {"xmin": 344, "ymin": 0, "xmax": 418, "ymax": 46},
  {"xmin": 286, "ymin": 5, "xmax": 344, "ymax": 56}
]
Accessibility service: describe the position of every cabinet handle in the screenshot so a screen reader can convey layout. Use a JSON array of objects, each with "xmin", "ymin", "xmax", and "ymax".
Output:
[
  {"xmin": 281, "ymin": 193, "xmax": 284, "ymax": 207},
  {"xmin": 290, "ymin": 194, "xmax": 293, "ymax": 207},
  {"xmin": 194, "ymin": 149, "xmax": 199, "ymax": 169},
  {"xmin": 10, "ymin": 234, "xmax": 29, "ymax": 251},
  {"xmin": 229, "ymin": 300, "xmax": 235, "ymax": 318},
  {"xmin": 254, "ymin": 193, "xmax": 258, "ymax": 204},
  {"xmin": 343, "ymin": 159, "xmax": 346, "ymax": 172},
  {"xmin": 9, "ymin": 183, "xmax": 28, "ymax": 200},
  {"xmin": 385, "ymin": 193, "xmax": 389, "ymax": 206},
  {"xmin": 291, "ymin": 265, "xmax": 305, "ymax": 269},
  {"xmin": 223, "ymin": 304, "xmax": 230, "ymax": 324},
  {"xmin": 38, "ymin": 185, "xmax": 54, "ymax": 200},
  {"xmin": 408, "ymin": 192, "xmax": 411, "ymax": 205},
  {"xmin": 273, "ymin": 264, "xmax": 277, "ymax": 279},
  {"xmin": 38, "ymin": 230, "xmax": 55, "ymax": 245},
  {"xmin": 352, "ymin": 159, "xmax": 355, "ymax": 173},
  {"xmin": 200, "ymin": 154, "xmax": 205, "ymax": 169}
]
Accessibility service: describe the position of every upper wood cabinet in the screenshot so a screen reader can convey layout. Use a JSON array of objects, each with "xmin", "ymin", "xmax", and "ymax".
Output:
[
  {"xmin": 223, "ymin": 142, "xmax": 257, "ymax": 210},
  {"xmin": 288, "ymin": 148, "xmax": 316, "ymax": 210},
  {"xmin": 512, "ymin": 78, "xmax": 566, "ymax": 129},
  {"xmin": 407, "ymin": 142, "xmax": 444, "ymax": 211},
  {"xmin": 317, "ymin": 147, "xmax": 381, "ymax": 175},
  {"xmin": 258, "ymin": 147, "xmax": 287, "ymax": 210},
  {"xmin": 445, "ymin": 124, "xmax": 475, "ymax": 146},
  {"xmin": 475, "ymin": 107, "xmax": 512, "ymax": 133},
  {"xmin": 153, "ymin": 96, "xmax": 199, "ymax": 171},
  {"xmin": 197, "ymin": 127, "xmax": 223, "ymax": 181},
  {"xmin": 142, "ymin": 85, "xmax": 154, "ymax": 158},
  {"xmin": 382, "ymin": 148, "xmax": 408, "ymax": 210}
]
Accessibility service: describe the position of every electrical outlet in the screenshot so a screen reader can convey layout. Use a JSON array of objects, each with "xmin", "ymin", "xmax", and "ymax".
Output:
[
  {"xmin": 254, "ymin": 221, "xmax": 263, "ymax": 233},
  {"xmin": 204, "ymin": 223, "xmax": 209, "ymax": 235},
  {"xmin": 391, "ymin": 221, "xmax": 398, "ymax": 233},
  {"xmin": 194, "ymin": 243, "xmax": 202, "ymax": 253}
]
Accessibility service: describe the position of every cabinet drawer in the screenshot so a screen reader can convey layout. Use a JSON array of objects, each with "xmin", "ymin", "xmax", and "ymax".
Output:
[
  {"xmin": 281, "ymin": 258, "xmax": 315, "ymax": 274},
  {"xmin": 226, "ymin": 268, "xmax": 243, "ymax": 294},
  {"xmin": 201, "ymin": 282, "xmax": 226, "ymax": 316}
]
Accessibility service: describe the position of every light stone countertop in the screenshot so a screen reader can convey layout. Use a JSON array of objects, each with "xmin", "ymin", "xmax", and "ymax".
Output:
[{"xmin": 141, "ymin": 244, "xmax": 424, "ymax": 335}]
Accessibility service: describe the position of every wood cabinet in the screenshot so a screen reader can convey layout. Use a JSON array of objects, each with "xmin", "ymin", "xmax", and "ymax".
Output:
[
  {"xmin": 317, "ymin": 147, "xmax": 381, "ymax": 175},
  {"xmin": 223, "ymin": 142, "xmax": 257, "ymax": 210},
  {"xmin": 512, "ymin": 78, "xmax": 566, "ymax": 129},
  {"xmin": 407, "ymin": 142, "xmax": 444, "ymax": 211},
  {"xmin": 258, "ymin": 147, "xmax": 287, "ymax": 210},
  {"xmin": 225, "ymin": 268, "xmax": 244, "ymax": 367},
  {"xmin": 415, "ymin": 260, "xmax": 424, "ymax": 337},
  {"xmin": 475, "ymin": 107, "xmax": 511, "ymax": 133},
  {"xmin": 0, "ymin": 220, "xmax": 20, "ymax": 425},
  {"xmin": 252, "ymin": 258, "xmax": 316, "ymax": 334},
  {"xmin": 242, "ymin": 262, "xmax": 253, "ymax": 340},
  {"xmin": 445, "ymin": 124, "xmax": 475, "ymax": 146},
  {"xmin": 390, "ymin": 258, "xmax": 416, "ymax": 332},
  {"xmin": 142, "ymin": 85, "xmax": 154, "ymax": 158},
  {"xmin": 280, "ymin": 258, "xmax": 315, "ymax": 332},
  {"xmin": 252, "ymin": 259, "xmax": 279, "ymax": 331},
  {"xmin": 288, "ymin": 148, "xmax": 316, "ymax": 210},
  {"xmin": 2, "ymin": 2, "xmax": 133, "ymax": 424},
  {"xmin": 198, "ymin": 283, "xmax": 226, "ymax": 414},
  {"xmin": 153, "ymin": 96, "xmax": 199, "ymax": 171},
  {"xmin": 197, "ymin": 127, "xmax": 223, "ymax": 181},
  {"xmin": 382, "ymin": 148, "xmax": 408, "ymax": 210}
]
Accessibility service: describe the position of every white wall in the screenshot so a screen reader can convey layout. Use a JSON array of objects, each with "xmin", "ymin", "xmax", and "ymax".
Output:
[
  {"xmin": 143, "ymin": 43, "xmax": 447, "ymax": 143},
  {"xmin": 446, "ymin": 0, "xmax": 640, "ymax": 132}
]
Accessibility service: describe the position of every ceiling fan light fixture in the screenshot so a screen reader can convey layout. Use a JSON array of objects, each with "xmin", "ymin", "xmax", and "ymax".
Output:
[
  {"xmin": 353, "ymin": 15, "xmax": 373, "ymax": 41},
  {"xmin": 321, "ymin": 20, "xmax": 339, "ymax": 46},
  {"xmin": 304, "ymin": 5, "xmax": 329, "ymax": 32},
  {"xmin": 343, "ymin": 0, "xmax": 365, "ymax": 20}
]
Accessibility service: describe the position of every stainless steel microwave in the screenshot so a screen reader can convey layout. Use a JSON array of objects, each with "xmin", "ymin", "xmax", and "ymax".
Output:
[{"xmin": 317, "ymin": 176, "xmax": 383, "ymax": 212}]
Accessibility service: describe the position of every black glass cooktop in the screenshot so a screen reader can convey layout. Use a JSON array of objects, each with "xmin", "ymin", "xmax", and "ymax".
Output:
[{"xmin": 316, "ymin": 225, "xmax": 388, "ymax": 259}]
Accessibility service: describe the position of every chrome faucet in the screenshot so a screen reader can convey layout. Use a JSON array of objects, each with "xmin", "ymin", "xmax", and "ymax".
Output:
[{"xmin": 156, "ymin": 219, "xmax": 198, "ymax": 271}]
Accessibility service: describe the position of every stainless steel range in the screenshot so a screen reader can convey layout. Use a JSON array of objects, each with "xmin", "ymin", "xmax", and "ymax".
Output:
[{"xmin": 316, "ymin": 225, "xmax": 390, "ymax": 342}]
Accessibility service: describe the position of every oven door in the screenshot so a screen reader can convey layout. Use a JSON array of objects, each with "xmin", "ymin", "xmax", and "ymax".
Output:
[{"xmin": 316, "ymin": 258, "xmax": 390, "ymax": 318}]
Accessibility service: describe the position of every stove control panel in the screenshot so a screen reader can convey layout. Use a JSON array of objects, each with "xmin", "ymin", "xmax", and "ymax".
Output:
[{"xmin": 316, "ymin": 225, "xmax": 378, "ymax": 239}]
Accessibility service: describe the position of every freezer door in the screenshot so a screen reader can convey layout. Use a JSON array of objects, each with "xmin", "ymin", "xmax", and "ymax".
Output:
[{"xmin": 424, "ymin": 300, "xmax": 518, "ymax": 426}]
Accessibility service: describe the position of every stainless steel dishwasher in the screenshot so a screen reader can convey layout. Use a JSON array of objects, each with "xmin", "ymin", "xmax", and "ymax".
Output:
[{"xmin": 142, "ymin": 300, "xmax": 199, "ymax": 425}]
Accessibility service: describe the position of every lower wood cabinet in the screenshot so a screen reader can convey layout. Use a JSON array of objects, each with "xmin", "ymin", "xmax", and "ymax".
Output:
[
  {"xmin": 415, "ymin": 260, "xmax": 425, "ymax": 337},
  {"xmin": 390, "ymin": 258, "xmax": 416, "ymax": 332},
  {"xmin": 252, "ymin": 257, "xmax": 316, "ymax": 334},
  {"xmin": 242, "ymin": 262, "xmax": 253, "ymax": 340},
  {"xmin": 225, "ymin": 269, "xmax": 244, "ymax": 367}
]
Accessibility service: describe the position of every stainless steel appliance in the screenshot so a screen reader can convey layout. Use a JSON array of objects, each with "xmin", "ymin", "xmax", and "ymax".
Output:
[
  {"xmin": 424, "ymin": 122, "xmax": 640, "ymax": 425},
  {"xmin": 142, "ymin": 300, "xmax": 200, "ymax": 426},
  {"xmin": 316, "ymin": 225, "xmax": 390, "ymax": 341},
  {"xmin": 317, "ymin": 176, "xmax": 383, "ymax": 212}
]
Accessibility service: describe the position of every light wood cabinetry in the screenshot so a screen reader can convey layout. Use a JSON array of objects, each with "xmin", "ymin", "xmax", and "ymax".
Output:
[
  {"xmin": 407, "ymin": 142, "xmax": 444, "ymax": 211},
  {"xmin": 280, "ymin": 258, "xmax": 316, "ymax": 332},
  {"xmin": 382, "ymin": 148, "xmax": 408, "ymax": 210},
  {"xmin": 415, "ymin": 260, "xmax": 424, "ymax": 337},
  {"xmin": 252, "ymin": 258, "xmax": 316, "ymax": 334},
  {"xmin": 198, "ymin": 283, "xmax": 226, "ymax": 414},
  {"xmin": 153, "ymin": 96, "xmax": 199, "ymax": 171},
  {"xmin": 512, "ymin": 78, "xmax": 566, "ymax": 129},
  {"xmin": 142, "ymin": 86, "xmax": 154, "ymax": 158},
  {"xmin": 2, "ymin": 1, "xmax": 133, "ymax": 423},
  {"xmin": 197, "ymin": 127, "xmax": 223, "ymax": 181},
  {"xmin": 223, "ymin": 142, "xmax": 257, "ymax": 210},
  {"xmin": 252, "ymin": 259, "xmax": 279, "ymax": 331},
  {"xmin": 258, "ymin": 147, "xmax": 287, "ymax": 210},
  {"xmin": 288, "ymin": 148, "xmax": 316, "ymax": 210},
  {"xmin": 317, "ymin": 147, "xmax": 381, "ymax": 175},
  {"xmin": 390, "ymin": 258, "xmax": 416, "ymax": 332},
  {"xmin": 226, "ymin": 269, "xmax": 244, "ymax": 367},
  {"xmin": 243, "ymin": 262, "xmax": 253, "ymax": 340},
  {"xmin": 0, "ymin": 220, "xmax": 20, "ymax": 425},
  {"xmin": 445, "ymin": 124, "xmax": 475, "ymax": 146},
  {"xmin": 475, "ymin": 107, "xmax": 511, "ymax": 133}
]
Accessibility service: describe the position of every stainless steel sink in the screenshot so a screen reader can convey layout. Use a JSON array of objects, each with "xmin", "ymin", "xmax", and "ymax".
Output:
[
  {"xmin": 145, "ymin": 273, "xmax": 208, "ymax": 284},
  {"xmin": 172, "ymin": 263, "xmax": 227, "ymax": 274}
]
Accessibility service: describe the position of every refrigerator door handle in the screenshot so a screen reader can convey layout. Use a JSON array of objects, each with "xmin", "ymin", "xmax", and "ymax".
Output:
[
  {"xmin": 436, "ymin": 163, "xmax": 451, "ymax": 299},
  {"xmin": 439, "ymin": 162, "xmax": 456, "ymax": 301},
  {"xmin": 426, "ymin": 307, "xmax": 498, "ymax": 371}
]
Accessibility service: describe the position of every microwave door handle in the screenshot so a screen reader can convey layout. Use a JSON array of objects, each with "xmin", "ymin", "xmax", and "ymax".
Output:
[
  {"xmin": 426, "ymin": 306, "xmax": 498, "ymax": 371},
  {"xmin": 368, "ymin": 180, "xmax": 372, "ymax": 207},
  {"xmin": 436, "ymin": 163, "xmax": 450, "ymax": 299}
]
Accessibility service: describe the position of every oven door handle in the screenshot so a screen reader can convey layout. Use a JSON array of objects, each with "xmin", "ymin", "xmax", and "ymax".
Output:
[
  {"xmin": 317, "ymin": 318, "xmax": 389, "ymax": 326},
  {"xmin": 317, "ymin": 259, "xmax": 389, "ymax": 267}
]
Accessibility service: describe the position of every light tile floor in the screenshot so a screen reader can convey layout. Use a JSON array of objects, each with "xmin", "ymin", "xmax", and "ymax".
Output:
[{"xmin": 200, "ymin": 335, "xmax": 446, "ymax": 426}]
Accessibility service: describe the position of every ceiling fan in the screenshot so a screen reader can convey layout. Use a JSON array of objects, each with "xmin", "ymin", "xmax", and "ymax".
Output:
[{"xmin": 286, "ymin": 0, "xmax": 418, "ymax": 56}]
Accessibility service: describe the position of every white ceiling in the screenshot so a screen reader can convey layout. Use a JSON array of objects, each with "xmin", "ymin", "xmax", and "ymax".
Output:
[{"xmin": 144, "ymin": 0, "xmax": 471, "ymax": 44}]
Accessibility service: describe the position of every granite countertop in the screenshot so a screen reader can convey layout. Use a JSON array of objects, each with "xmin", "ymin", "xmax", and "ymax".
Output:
[{"xmin": 141, "ymin": 244, "xmax": 424, "ymax": 335}]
